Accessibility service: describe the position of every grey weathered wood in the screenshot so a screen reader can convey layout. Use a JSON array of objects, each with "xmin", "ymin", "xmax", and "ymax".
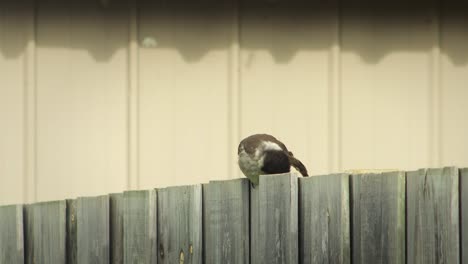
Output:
[
  {"xmin": 0, "ymin": 205, "xmax": 24, "ymax": 263},
  {"xmin": 24, "ymin": 200, "xmax": 67, "ymax": 264},
  {"xmin": 158, "ymin": 184, "xmax": 202, "ymax": 264},
  {"xmin": 124, "ymin": 190, "xmax": 157, "ymax": 264},
  {"xmin": 352, "ymin": 171, "xmax": 405, "ymax": 264},
  {"xmin": 407, "ymin": 167, "xmax": 459, "ymax": 263},
  {"xmin": 251, "ymin": 173, "xmax": 298, "ymax": 264},
  {"xmin": 299, "ymin": 174, "xmax": 350, "ymax": 264},
  {"xmin": 110, "ymin": 193, "xmax": 124, "ymax": 264},
  {"xmin": 203, "ymin": 178, "xmax": 250, "ymax": 264},
  {"xmin": 67, "ymin": 199, "xmax": 78, "ymax": 264},
  {"xmin": 77, "ymin": 195, "xmax": 110, "ymax": 264},
  {"xmin": 462, "ymin": 168, "xmax": 468, "ymax": 264}
]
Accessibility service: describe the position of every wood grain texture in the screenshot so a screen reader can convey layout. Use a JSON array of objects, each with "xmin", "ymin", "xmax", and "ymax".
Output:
[
  {"xmin": 203, "ymin": 178, "xmax": 250, "ymax": 264},
  {"xmin": 407, "ymin": 167, "xmax": 459, "ymax": 263},
  {"xmin": 110, "ymin": 193, "xmax": 124, "ymax": 264},
  {"xmin": 299, "ymin": 174, "xmax": 350, "ymax": 264},
  {"xmin": 251, "ymin": 173, "xmax": 298, "ymax": 264},
  {"xmin": 77, "ymin": 195, "xmax": 110, "ymax": 264},
  {"xmin": 158, "ymin": 184, "xmax": 202, "ymax": 264},
  {"xmin": 67, "ymin": 199, "xmax": 77, "ymax": 264},
  {"xmin": 0, "ymin": 205, "xmax": 24, "ymax": 264},
  {"xmin": 124, "ymin": 190, "xmax": 157, "ymax": 264},
  {"xmin": 24, "ymin": 200, "xmax": 67, "ymax": 264},
  {"xmin": 351, "ymin": 171, "xmax": 405, "ymax": 264},
  {"xmin": 462, "ymin": 168, "xmax": 468, "ymax": 264}
]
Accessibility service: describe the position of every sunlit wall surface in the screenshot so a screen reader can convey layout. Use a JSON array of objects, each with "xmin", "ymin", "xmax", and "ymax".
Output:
[{"xmin": 1, "ymin": 0, "xmax": 467, "ymax": 205}]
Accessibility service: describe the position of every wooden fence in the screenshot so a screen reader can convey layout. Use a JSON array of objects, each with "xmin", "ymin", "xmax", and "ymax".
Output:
[{"xmin": 0, "ymin": 167, "xmax": 466, "ymax": 263}]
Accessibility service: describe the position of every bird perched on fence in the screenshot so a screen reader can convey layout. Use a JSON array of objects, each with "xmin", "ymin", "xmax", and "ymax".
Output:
[{"xmin": 238, "ymin": 134, "xmax": 309, "ymax": 187}]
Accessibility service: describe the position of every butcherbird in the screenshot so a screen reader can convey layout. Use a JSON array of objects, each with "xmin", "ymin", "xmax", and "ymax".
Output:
[{"xmin": 238, "ymin": 134, "xmax": 309, "ymax": 187}]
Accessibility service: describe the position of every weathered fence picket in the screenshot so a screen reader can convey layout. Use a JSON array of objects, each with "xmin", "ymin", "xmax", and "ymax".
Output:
[
  {"xmin": 77, "ymin": 195, "xmax": 110, "ymax": 264},
  {"xmin": 299, "ymin": 173, "xmax": 350, "ymax": 264},
  {"xmin": 124, "ymin": 190, "xmax": 157, "ymax": 264},
  {"xmin": 1, "ymin": 167, "xmax": 468, "ymax": 263},
  {"xmin": 0, "ymin": 205, "xmax": 24, "ymax": 264},
  {"xmin": 462, "ymin": 168, "xmax": 468, "ymax": 264},
  {"xmin": 203, "ymin": 178, "xmax": 250, "ymax": 264},
  {"xmin": 351, "ymin": 171, "xmax": 405, "ymax": 264},
  {"xmin": 24, "ymin": 201, "xmax": 67, "ymax": 264},
  {"xmin": 109, "ymin": 193, "xmax": 124, "ymax": 264},
  {"xmin": 407, "ymin": 167, "xmax": 459, "ymax": 263},
  {"xmin": 251, "ymin": 172, "xmax": 298, "ymax": 264},
  {"xmin": 157, "ymin": 185, "xmax": 203, "ymax": 264},
  {"xmin": 66, "ymin": 199, "xmax": 77, "ymax": 264}
]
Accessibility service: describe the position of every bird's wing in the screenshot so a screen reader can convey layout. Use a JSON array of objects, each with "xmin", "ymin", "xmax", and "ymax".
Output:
[{"xmin": 238, "ymin": 133, "xmax": 291, "ymax": 155}]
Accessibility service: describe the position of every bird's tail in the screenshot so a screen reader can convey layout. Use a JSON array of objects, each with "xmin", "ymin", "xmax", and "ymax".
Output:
[{"xmin": 288, "ymin": 152, "xmax": 309, "ymax": 177}]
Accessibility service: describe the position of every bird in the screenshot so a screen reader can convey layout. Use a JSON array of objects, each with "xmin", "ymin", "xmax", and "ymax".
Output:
[{"xmin": 237, "ymin": 134, "xmax": 309, "ymax": 187}]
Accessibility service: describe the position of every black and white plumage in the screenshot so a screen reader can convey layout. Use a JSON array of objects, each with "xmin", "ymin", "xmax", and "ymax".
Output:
[{"xmin": 237, "ymin": 134, "xmax": 309, "ymax": 186}]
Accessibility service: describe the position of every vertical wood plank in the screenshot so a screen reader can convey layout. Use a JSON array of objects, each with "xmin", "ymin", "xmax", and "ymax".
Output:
[
  {"xmin": 0, "ymin": 205, "xmax": 24, "ymax": 263},
  {"xmin": 461, "ymin": 168, "xmax": 468, "ymax": 264},
  {"xmin": 110, "ymin": 193, "xmax": 124, "ymax": 264},
  {"xmin": 407, "ymin": 167, "xmax": 459, "ymax": 263},
  {"xmin": 460, "ymin": 168, "xmax": 468, "ymax": 263},
  {"xmin": 77, "ymin": 195, "xmax": 110, "ymax": 264},
  {"xmin": 24, "ymin": 200, "xmax": 67, "ymax": 264},
  {"xmin": 67, "ymin": 199, "xmax": 77, "ymax": 264},
  {"xmin": 251, "ymin": 173, "xmax": 298, "ymax": 264},
  {"xmin": 158, "ymin": 185, "xmax": 202, "ymax": 264},
  {"xmin": 351, "ymin": 171, "xmax": 405, "ymax": 264},
  {"xmin": 124, "ymin": 190, "xmax": 157, "ymax": 264},
  {"xmin": 299, "ymin": 174, "xmax": 350, "ymax": 264},
  {"xmin": 203, "ymin": 178, "xmax": 250, "ymax": 264}
]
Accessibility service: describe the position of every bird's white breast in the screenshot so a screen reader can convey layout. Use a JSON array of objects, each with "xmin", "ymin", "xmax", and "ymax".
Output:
[
  {"xmin": 238, "ymin": 141, "xmax": 283, "ymax": 179},
  {"xmin": 238, "ymin": 148, "xmax": 263, "ymax": 178}
]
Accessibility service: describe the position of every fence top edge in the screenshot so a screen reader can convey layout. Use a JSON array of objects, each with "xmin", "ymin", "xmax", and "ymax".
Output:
[
  {"xmin": 208, "ymin": 178, "xmax": 250, "ymax": 185},
  {"xmin": 123, "ymin": 189, "xmax": 156, "ymax": 195},
  {"xmin": 157, "ymin": 183, "xmax": 203, "ymax": 192},
  {"xmin": 77, "ymin": 194, "xmax": 110, "ymax": 201},
  {"xmin": 4, "ymin": 167, "xmax": 465, "ymax": 208},
  {"xmin": 0, "ymin": 204, "xmax": 23, "ymax": 210}
]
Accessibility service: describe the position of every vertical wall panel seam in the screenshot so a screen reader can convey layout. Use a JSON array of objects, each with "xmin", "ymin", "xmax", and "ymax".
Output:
[
  {"xmin": 436, "ymin": 0, "xmax": 443, "ymax": 167},
  {"xmin": 429, "ymin": 0, "xmax": 442, "ymax": 167},
  {"xmin": 228, "ymin": 0, "xmax": 241, "ymax": 179},
  {"xmin": 328, "ymin": 0, "xmax": 342, "ymax": 173},
  {"xmin": 128, "ymin": 0, "xmax": 140, "ymax": 189},
  {"xmin": 337, "ymin": 0, "xmax": 342, "ymax": 172},
  {"xmin": 24, "ymin": 0, "xmax": 38, "ymax": 203}
]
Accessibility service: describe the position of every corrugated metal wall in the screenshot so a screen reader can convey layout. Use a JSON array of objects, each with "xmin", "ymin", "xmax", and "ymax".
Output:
[{"xmin": 1, "ymin": 0, "xmax": 467, "ymax": 205}]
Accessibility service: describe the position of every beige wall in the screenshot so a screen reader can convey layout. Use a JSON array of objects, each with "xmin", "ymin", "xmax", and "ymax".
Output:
[{"xmin": 1, "ymin": 0, "xmax": 467, "ymax": 205}]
